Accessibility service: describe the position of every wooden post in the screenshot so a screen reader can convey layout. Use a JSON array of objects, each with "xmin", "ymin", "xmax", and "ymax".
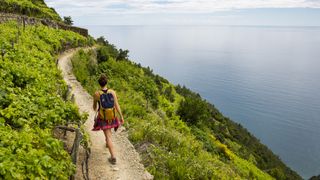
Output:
[
  {"xmin": 1, "ymin": 44, "xmax": 5, "ymax": 60},
  {"xmin": 23, "ymin": 17, "xmax": 26, "ymax": 30},
  {"xmin": 54, "ymin": 125, "xmax": 85, "ymax": 180},
  {"xmin": 11, "ymin": 40, "xmax": 14, "ymax": 49},
  {"xmin": 81, "ymin": 148, "xmax": 91, "ymax": 180},
  {"xmin": 55, "ymin": 58, "xmax": 59, "ymax": 67},
  {"xmin": 70, "ymin": 127, "xmax": 83, "ymax": 180},
  {"xmin": 71, "ymin": 128, "xmax": 83, "ymax": 165}
]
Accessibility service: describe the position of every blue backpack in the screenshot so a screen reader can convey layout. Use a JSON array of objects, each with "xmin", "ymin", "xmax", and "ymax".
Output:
[{"xmin": 99, "ymin": 89, "xmax": 115, "ymax": 121}]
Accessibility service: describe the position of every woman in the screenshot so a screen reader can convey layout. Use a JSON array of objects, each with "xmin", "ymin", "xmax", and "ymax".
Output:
[{"xmin": 92, "ymin": 74, "xmax": 124, "ymax": 164}]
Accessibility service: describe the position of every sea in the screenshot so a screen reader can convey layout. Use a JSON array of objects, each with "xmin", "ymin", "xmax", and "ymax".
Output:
[{"xmin": 85, "ymin": 25, "xmax": 320, "ymax": 179}]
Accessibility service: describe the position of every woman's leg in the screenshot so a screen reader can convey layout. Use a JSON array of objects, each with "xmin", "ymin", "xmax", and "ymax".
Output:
[{"xmin": 103, "ymin": 129, "xmax": 115, "ymax": 158}]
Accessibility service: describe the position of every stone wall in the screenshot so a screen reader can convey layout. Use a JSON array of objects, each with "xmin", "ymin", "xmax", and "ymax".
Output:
[{"xmin": 0, "ymin": 13, "xmax": 88, "ymax": 37}]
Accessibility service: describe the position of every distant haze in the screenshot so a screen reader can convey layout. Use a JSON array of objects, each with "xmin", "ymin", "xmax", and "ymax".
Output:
[{"xmin": 45, "ymin": 0, "xmax": 320, "ymax": 26}]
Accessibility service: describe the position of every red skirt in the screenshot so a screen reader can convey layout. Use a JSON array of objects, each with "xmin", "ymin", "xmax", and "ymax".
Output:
[{"xmin": 92, "ymin": 114, "xmax": 120, "ymax": 131}]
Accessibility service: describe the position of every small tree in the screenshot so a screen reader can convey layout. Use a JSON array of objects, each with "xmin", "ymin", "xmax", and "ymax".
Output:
[
  {"xmin": 116, "ymin": 49, "xmax": 129, "ymax": 61},
  {"xmin": 96, "ymin": 46, "xmax": 109, "ymax": 63},
  {"xmin": 164, "ymin": 86, "xmax": 175, "ymax": 102},
  {"xmin": 97, "ymin": 36, "xmax": 108, "ymax": 46},
  {"xmin": 63, "ymin": 16, "xmax": 73, "ymax": 25},
  {"xmin": 177, "ymin": 96, "xmax": 211, "ymax": 124}
]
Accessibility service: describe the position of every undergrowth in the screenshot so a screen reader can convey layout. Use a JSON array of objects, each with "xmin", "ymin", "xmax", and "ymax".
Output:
[{"xmin": 0, "ymin": 21, "xmax": 91, "ymax": 179}]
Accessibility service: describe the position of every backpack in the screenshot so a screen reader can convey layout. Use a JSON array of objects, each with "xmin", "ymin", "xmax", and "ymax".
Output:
[{"xmin": 99, "ymin": 89, "xmax": 115, "ymax": 121}]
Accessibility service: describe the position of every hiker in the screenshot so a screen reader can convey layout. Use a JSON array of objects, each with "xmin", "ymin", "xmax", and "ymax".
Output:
[{"xmin": 92, "ymin": 74, "xmax": 124, "ymax": 164}]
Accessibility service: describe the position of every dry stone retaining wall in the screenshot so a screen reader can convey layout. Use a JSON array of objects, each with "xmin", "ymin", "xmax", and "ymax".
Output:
[{"xmin": 0, "ymin": 13, "xmax": 88, "ymax": 37}]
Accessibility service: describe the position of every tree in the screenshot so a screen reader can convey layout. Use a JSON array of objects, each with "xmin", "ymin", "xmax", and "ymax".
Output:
[
  {"xmin": 96, "ymin": 46, "xmax": 109, "ymax": 63},
  {"xmin": 309, "ymin": 175, "xmax": 320, "ymax": 180},
  {"xmin": 163, "ymin": 86, "xmax": 175, "ymax": 102},
  {"xmin": 177, "ymin": 96, "xmax": 211, "ymax": 124},
  {"xmin": 97, "ymin": 36, "xmax": 108, "ymax": 46},
  {"xmin": 63, "ymin": 16, "xmax": 73, "ymax": 25},
  {"xmin": 32, "ymin": 0, "xmax": 46, "ymax": 5},
  {"xmin": 107, "ymin": 44, "xmax": 118, "ymax": 58},
  {"xmin": 116, "ymin": 49, "xmax": 129, "ymax": 61}
]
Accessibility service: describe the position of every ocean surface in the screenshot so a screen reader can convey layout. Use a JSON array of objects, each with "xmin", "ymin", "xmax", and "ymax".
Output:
[{"xmin": 85, "ymin": 25, "xmax": 320, "ymax": 178}]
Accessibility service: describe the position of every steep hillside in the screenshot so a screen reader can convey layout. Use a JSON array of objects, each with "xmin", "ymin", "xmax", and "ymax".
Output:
[
  {"xmin": 0, "ymin": 0, "xmax": 302, "ymax": 179},
  {"xmin": 0, "ymin": 0, "xmax": 61, "ymax": 21},
  {"xmin": 0, "ymin": 20, "xmax": 91, "ymax": 178},
  {"xmin": 70, "ymin": 41, "xmax": 302, "ymax": 179}
]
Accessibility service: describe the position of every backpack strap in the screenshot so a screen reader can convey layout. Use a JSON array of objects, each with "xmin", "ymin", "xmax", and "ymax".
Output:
[
  {"xmin": 99, "ymin": 90, "xmax": 106, "ymax": 121},
  {"xmin": 97, "ymin": 90, "xmax": 106, "ymax": 112}
]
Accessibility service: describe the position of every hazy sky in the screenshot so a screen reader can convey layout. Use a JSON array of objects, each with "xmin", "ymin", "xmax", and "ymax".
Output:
[{"xmin": 45, "ymin": 0, "xmax": 320, "ymax": 26}]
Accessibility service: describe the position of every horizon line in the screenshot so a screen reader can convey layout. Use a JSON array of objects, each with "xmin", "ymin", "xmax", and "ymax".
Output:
[{"xmin": 82, "ymin": 24, "xmax": 320, "ymax": 28}]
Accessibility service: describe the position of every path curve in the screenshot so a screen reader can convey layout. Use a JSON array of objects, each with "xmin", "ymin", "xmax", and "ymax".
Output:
[{"xmin": 58, "ymin": 49, "xmax": 153, "ymax": 180}]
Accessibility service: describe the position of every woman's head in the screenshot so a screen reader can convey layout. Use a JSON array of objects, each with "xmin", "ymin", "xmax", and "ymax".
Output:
[{"xmin": 98, "ymin": 74, "xmax": 108, "ymax": 87}]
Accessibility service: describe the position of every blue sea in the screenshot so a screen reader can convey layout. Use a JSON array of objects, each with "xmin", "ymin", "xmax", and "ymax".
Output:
[{"xmin": 86, "ymin": 25, "xmax": 320, "ymax": 178}]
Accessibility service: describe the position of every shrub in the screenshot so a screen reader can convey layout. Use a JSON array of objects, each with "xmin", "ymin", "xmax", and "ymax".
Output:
[{"xmin": 0, "ymin": 22, "xmax": 89, "ymax": 179}]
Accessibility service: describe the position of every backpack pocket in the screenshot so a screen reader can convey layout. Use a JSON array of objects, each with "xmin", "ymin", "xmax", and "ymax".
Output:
[{"xmin": 100, "ymin": 108, "xmax": 115, "ymax": 121}]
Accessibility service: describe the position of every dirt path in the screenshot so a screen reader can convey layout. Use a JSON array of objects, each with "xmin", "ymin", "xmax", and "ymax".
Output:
[{"xmin": 58, "ymin": 49, "xmax": 153, "ymax": 180}]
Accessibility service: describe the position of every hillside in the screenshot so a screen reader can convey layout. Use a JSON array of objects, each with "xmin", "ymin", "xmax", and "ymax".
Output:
[
  {"xmin": 0, "ymin": 0, "xmax": 302, "ymax": 179},
  {"xmin": 0, "ymin": 0, "xmax": 94, "ymax": 177},
  {"xmin": 70, "ymin": 41, "xmax": 302, "ymax": 179},
  {"xmin": 0, "ymin": 21, "xmax": 93, "ymax": 179},
  {"xmin": 0, "ymin": 0, "xmax": 61, "ymax": 21}
]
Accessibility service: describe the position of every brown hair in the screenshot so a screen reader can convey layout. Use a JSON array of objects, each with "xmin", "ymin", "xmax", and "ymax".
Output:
[{"xmin": 98, "ymin": 74, "xmax": 108, "ymax": 87}]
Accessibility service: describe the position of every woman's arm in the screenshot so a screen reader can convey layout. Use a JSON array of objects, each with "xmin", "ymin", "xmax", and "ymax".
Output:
[
  {"xmin": 93, "ymin": 92, "xmax": 99, "ymax": 111},
  {"xmin": 111, "ymin": 90, "xmax": 124, "ymax": 124}
]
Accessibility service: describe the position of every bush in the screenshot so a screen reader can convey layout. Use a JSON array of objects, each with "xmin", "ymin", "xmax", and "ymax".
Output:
[
  {"xmin": 177, "ymin": 96, "xmax": 211, "ymax": 125},
  {"xmin": 96, "ymin": 46, "xmax": 109, "ymax": 63},
  {"xmin": 0, "ymin": 22, "xmax": 89, "ymax": 179},
  {"xmin": 0, "ymin": 126, "xmax": 75, "ymax": 179},
  {"xmin": 0, "ymin": 0, "xmax": 61, "ymax": 21},
  {"xmin": 116, "ymin": 49, "xmax": 129, "ymax": 61},
  {"xmin": 63, "ymin": 16, "xmax": 73, "ymax": 25}
]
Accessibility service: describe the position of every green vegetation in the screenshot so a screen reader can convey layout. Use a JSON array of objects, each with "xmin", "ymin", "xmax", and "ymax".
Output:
[
  {"xmin": 309, "ymin": 175, "xmax": 320, "ymax": 180},
  {"xmin": 0, "ymin": 0, "xmax": 61, "ymax": 21},
  {"xmin": 63, "ymin": 16, "xmax": 73, "ymax": 25},
  {"xmin": 175, "ymin": 86, "xmax": 301, "ymax": 179},
  {"xmin": 96, "ymin": 37, "xmax": 130, "ymax": 62},
  {"xmin": 0, "ymin": 0, "xmax": 301, "ymax": 177},
  {"xmin": 0, "ymin": 21, "xmax": 90, "ymax": 179},
  {"xmin": 71, "ymin": 38, "xmax": 301, "ymax": 179}
]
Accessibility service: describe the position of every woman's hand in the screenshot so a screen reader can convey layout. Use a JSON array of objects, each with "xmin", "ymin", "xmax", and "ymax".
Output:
[{"xmin": 120, "ymin": 118, "xmax": 124, "ymax": 125}]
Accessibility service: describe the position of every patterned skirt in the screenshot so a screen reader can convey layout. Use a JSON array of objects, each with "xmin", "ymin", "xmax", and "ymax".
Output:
[{"xmin": 92, "ymin": 114, "xmax": 120, "ymax": 131}]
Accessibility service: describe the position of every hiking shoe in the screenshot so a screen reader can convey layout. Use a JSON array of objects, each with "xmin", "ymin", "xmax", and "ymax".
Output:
[{"xmin": 108, "ymin": 157, "xmax": 116, "ymax": 165}]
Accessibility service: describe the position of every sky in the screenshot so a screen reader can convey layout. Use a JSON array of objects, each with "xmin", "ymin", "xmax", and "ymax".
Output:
[{"xmin": 45, "ymin": 0, "xmax": 320, "ymax": 26}]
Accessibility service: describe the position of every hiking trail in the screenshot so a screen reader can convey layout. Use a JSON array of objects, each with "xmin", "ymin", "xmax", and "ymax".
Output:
[{"xmin": 58, "ymin": 48, "xmax": 153, "ymax": 180}]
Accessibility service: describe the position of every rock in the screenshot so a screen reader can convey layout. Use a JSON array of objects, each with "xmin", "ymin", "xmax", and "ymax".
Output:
[
  {"xmin": 112, "ymin": 167, "xmax": 120, "ymax": 171},
  {"xmin": 143, "ymin": 172, "xmax": 154, "ymax": 180}
]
